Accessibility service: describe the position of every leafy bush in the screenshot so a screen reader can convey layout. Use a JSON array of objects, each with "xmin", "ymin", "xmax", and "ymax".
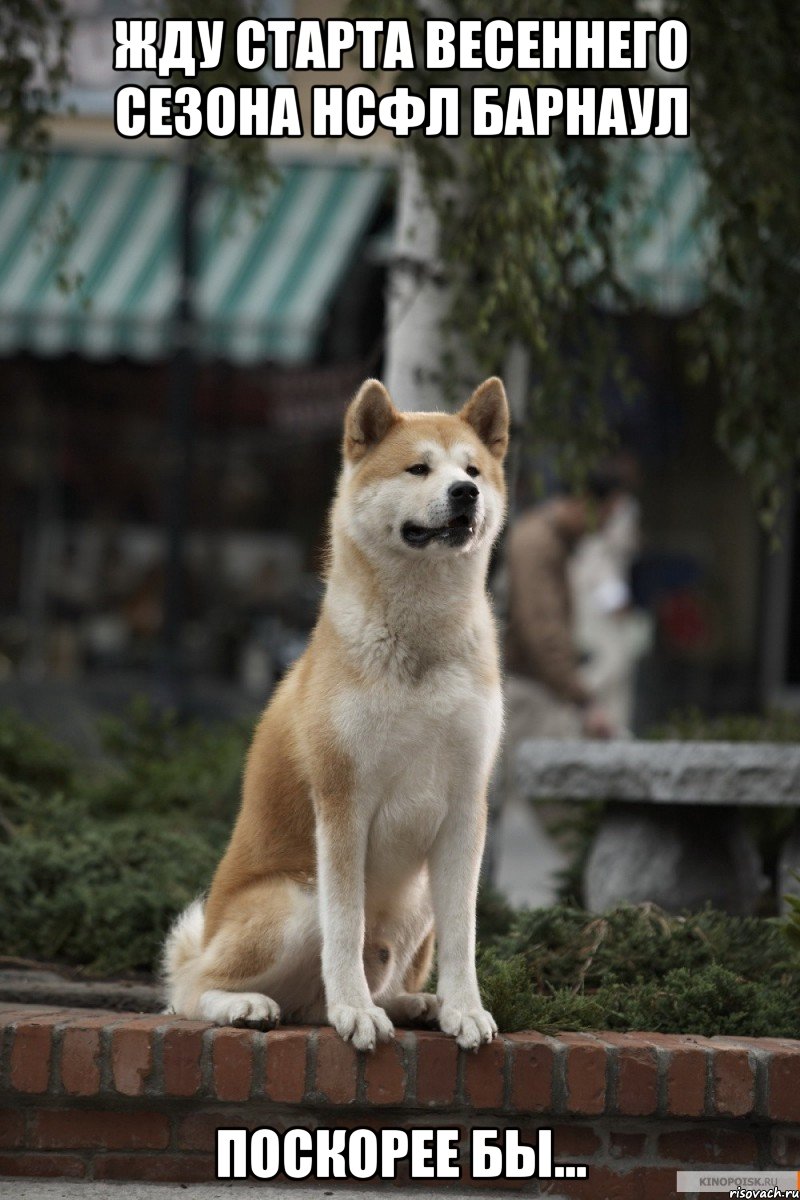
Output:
[
  {"xmin": 90, "ymin": 697, "xmax": 248, "ymax": 819},
  {"xmin": 784, "ymin": 873, "xmax": 800, "ymax": 955},
  {"xmin": 494, "ymin": 902, "xmax": 794, "ymax": 989},
  {"xmin": 648, "ymin": 707, "xmax": 800, "ymax": 744},
  {"xmin": 0, "ymin": 813, "xmax": 225, "ymax": 974},
  {"xmin": 477, "ymin": 900, "xmax": 800, "ymax": 1038},
  {"xmin": 0, "ymin": 701, "xmax": 247, "ymax": 974},
  {"xmin": 0, "ymin": 708, "xmax": 74, "ymax": 791}
]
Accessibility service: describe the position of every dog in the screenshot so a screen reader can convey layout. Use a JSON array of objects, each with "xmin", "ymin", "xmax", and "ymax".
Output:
[{"xmin": 163, "ymin": 376, "xmax": 509, "ymax": 1051}]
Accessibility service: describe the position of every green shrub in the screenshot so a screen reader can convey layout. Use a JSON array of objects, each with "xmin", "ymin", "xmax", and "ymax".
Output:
[
  {"xmin": 90, "ymin": 697, "xmax": 248, "ymax": 820},
  {"xmin": 0, "ymin": 812, "xmax": 226, "ymax": 974},
  {"xmin": 0, "ymin": 701, "xmax": 245, "ymax": 975},
  {"xmin": 648, "ymin": 707, "xmax": 800, "ymax": 743},
  {"xmin": 478, "ymin": 958, "xmax": 799, "ymax": 1040},
  {"xmin": 0, "ymin": 707, "xmax": 74, "ymax": 791},
  {"xmin": 493, "ymin": 903, "xmax": 795, "ymax": 990},
  {"xmin": 475, "ymin": 903, "xmax": 800, "ymax": 1037}
]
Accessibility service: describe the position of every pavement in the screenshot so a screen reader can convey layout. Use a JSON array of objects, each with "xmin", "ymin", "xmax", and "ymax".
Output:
[
  {"xmin": 493, "ymin": 796, "xmax": 566, "ymax": 909},
  {"xmin": 1, "ymin": 1184, "xmax": 526, "ymax": 1199}
]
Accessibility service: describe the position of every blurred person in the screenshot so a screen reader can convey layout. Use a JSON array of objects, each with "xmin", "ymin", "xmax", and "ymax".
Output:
[
  {"xmin": 489, "ymin": 469, "xmax": 629, "ymax": 908},
  {"xmin": 503, "ymin": 468, "xmax": 627, "ymax": 744},
  {"xmin": 570, "ymin": 489, "xmax": 653, "ymax": 733}
]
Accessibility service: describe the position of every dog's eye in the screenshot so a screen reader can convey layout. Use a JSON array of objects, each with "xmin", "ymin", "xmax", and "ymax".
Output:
[
  {"xmin": 466, "ymin": 465, "xmax": 480, "ymax": 478},
  {"xmin": 406, "ymin": 463, "xmax": 430, "ymax": 476}
]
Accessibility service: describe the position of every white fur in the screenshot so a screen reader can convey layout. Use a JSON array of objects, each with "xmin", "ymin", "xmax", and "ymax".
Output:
[
  {"xmin": 161, "ymin": 897, "xmax": 204, "ymax": 991},
  {"xmin": 199, "ymin": 990, "xmax": 280, "ymax": 1027}
]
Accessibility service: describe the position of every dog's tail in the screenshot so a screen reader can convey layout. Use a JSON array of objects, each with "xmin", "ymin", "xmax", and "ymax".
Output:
[{"xmin": 161, "ymin": 898, "xmax": 206, "ymax": 1014}]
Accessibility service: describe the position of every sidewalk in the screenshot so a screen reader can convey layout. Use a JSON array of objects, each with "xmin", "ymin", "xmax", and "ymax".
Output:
[
  {"xmin": 493, "ymin": 795, "xmax": 567, "ymax": 909},
  {"xmin": 2, "ymin": 1184, "xmax": 512, "ymax": 1200}
]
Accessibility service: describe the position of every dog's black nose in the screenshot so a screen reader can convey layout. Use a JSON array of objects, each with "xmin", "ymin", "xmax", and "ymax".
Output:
[{"xmin": 449, "ymin": 480, "xmax": 479, "ymax": 508}]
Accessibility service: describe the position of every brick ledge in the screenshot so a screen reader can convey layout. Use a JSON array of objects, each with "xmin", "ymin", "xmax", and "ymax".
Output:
[{"xmin": 2, "ymin": 1003, "xmax": 800, "ymax": 1192}]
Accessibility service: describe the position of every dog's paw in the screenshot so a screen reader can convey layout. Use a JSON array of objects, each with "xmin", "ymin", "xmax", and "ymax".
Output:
[
  {"xmin": 329, "ymin": 1003, "xmax": 394, "ymax": 1051},
  {"xmin": 199, "ymin": 989, "xmax": 281, "ymax": 1029},
  {"xmin": 384, "ymin": 992, "xmax": 440, "ymax": 1025},
  {"xmin": 438, "ymin": 1002, "xmax": 497, "ymax": 1050}
]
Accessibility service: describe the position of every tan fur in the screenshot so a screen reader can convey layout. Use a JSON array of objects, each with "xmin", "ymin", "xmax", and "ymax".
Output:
[
  {"xmin": 164, "ymin": 377, "xmax": 509, "ymax": 1050},
  {"xmin": 403, "ymin": 928, "xmax": 436, "ymax": 993}
]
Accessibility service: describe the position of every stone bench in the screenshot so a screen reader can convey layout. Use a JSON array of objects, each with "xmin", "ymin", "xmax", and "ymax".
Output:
[{"xmin": 516, "ymin": 740, "xmax": 800, "ymax": 914}]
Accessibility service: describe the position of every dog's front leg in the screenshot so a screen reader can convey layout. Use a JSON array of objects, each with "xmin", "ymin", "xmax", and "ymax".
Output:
[
  {"xmin": 428, "ymin": 795, "xmax": 497, "ymax": 1050},
  {"xmin": 316, "ymin": 809, "xmax": 394, "ymax": 1052}
]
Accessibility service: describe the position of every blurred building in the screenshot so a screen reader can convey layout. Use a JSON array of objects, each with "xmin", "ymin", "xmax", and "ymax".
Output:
[
  {"xmin": 0, "ymin": 2, "xmax": 792, "ymax": 724},
  {"xmin": 0, "ymin": 0, "xmax": 395, "ymax": 700}
]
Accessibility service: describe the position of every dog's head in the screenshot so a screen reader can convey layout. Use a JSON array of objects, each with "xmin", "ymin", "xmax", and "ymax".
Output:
[{"xmin": 336, "ymin": 377, "xmax": 509, "ymax": 562}]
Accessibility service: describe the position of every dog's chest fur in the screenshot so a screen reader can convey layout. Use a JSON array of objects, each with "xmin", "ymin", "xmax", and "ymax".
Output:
[{"xmin": 329, "ymin": 595, "xmax": 503, "ymax": 889}]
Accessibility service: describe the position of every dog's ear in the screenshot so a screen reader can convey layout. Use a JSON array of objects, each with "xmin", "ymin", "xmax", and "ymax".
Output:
[
  {"xmin": 344, "ymin": 379, "xmax": 400, "ymax": 462},
  {"xmin": 459, "ymin": 377, "xmax": 509, "ymax": 460}
]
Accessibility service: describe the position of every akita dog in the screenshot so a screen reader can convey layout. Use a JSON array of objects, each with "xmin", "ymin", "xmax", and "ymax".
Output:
[{"xmin": 163, "ymin": 376, "xmax": 509, "ymax": 1051}]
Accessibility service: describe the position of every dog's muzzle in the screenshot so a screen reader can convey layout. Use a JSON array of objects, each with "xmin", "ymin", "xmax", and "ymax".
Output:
[{"xmin": 401, "ymin": 482, "xmax": 480, "ymax": 548}]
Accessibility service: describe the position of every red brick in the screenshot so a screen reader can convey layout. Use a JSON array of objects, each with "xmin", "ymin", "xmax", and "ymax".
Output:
[
  {"xmin": 464, "ymin": 1036, "xmax": 505, "ymax": 1110},
  {"xmin": 641, "ymin": 1166, "xmax": 682, "ymax": 1200},
  {"xmin": 609, "ymin": 1131, "xmax": 647, "ymax": 1159},
  {"xmin": 462, "ymin": 1159, "xmax": 526, "ymax": 1192},
  {"xmin": 31, "ymin": 1109, "xmax": 169, "ymax": 1151},
  {"xmin": 658, "ymin": 1127, "xmax": 758, "ymax": 1165},
  {"xmin": 0, "ymin": 1107, "xmax": 25, "ymax": 1148},
  {"xmin": 364, "ymin": 1035, "xmax": 407, "ymax": 1105},
  {"xmin": 111, "ymin": 1024, "xmax": 155, "ymax": 1097},
  {"xmin": 562, "ymin": 1034, "xmax": 606, "ymax": 1116},
  {"xmin": 94, "ymin": 1153, "xmax": 216, "ymax": 1182},
  {"xmin": 712, "ymin": 1035, "xmax": 779, "ymax": 1051},
  {"xmin": 177, "ymin": 1111, "xmax": 251, "ymax": 1153},
  {"xmin": 0, "ymin": 1152, "xmax": 86, "ymax": 1178},
  {"xmin": 555, "ymin": 1166, "xmax": 678, "ymax": 1200},
  {"xmin": 162, "ymin": 1022, "xmax": 207, "ymax": 1097},
  {"xmin": 769, "ymin": 1048, "xmax": 800, "ymax": 1122},
  {"xmin": 264, "ymin": 1029, "xmax": 308, "ymax": 1103},
  {"xmin": 771, "ymin": 1129, "xmax": 800, "ymax": 1167},
  {"xmin": 9, "ymin": 1016, "xmax": 63, "ymax": 1093},
  {"xmin": 712, "ymin": 1047, "xmax": 755, "ymax": 1117},
  {"xmin": 602, "ymin": 1034, "xmax": 658, "ymax": 1116},
  {"xmin": 211, "ymin": 1027, "xmax": 254, "ymax": 1102},
  {"xmin": 545, "ymin": 1124, "xmax": 601, "ymax": 1159},
  {"xmin": 743, "ymin": 1036, "xmax": 800, "ymax": 1052},
  {"xmin": 508, "ymin": 1033, "xmax": 555, "ymax": 1113},
  {"xmin": 415, "ymin": 1032, "xmax": 458, "ymax": 1106},
  {"xmin": 60, "ymin": 1012, "xmax": 121, "ymax": 1033},
  {"xmin": 0, "ymin": 1006, "xmax": 64, "ymax": 1024},
  {"xmin": 666, "ymin": 1045, "xmax": 708, "ymax": 1117},
  {"xmin": 314, "ymin": 1029, "xmax": 358, "ymax": 1104},
  {"xmin": 60, "ymin": 1027, "xmax": 103, "ymax": 1097},
  {"xmin": 527, "ymin": 1165, "xmax": 639, "ymax": 1200},
  {"xmin": 642, "ymin": 1031, "xmax": 712, "ymax": 1119}
]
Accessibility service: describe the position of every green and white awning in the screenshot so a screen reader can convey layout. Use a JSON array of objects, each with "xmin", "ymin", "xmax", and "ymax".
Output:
[
  {"xmin": 611, "ymin": 139, "xmax": 711, "ymax": 313},
  {"xmin": 0, "ymin": 153, "xmax": 388, "ymax": 363},
  {"xmin": 0, "ymin": 142, "xmax": 708, "ymax": 363}
]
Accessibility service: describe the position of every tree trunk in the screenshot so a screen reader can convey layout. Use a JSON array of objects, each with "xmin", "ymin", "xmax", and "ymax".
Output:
[{"xmin": 383, "ymin": 151, "xmax": 452, "ymax": 412}]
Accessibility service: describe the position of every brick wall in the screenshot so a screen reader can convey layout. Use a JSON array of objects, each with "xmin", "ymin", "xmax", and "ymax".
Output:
[{"xmin": 1, "ymin": 1004, "xmax": 799, "ymax": 1196}]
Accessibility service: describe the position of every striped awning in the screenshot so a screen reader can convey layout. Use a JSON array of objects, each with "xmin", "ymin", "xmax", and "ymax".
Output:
[
  {"xmin": 0, "ymin": 153, "xmax": 388, "ymax": 364},
  {"xmin": 611, "ymin": 139, "xmax": 711, "ymax": 313}
]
